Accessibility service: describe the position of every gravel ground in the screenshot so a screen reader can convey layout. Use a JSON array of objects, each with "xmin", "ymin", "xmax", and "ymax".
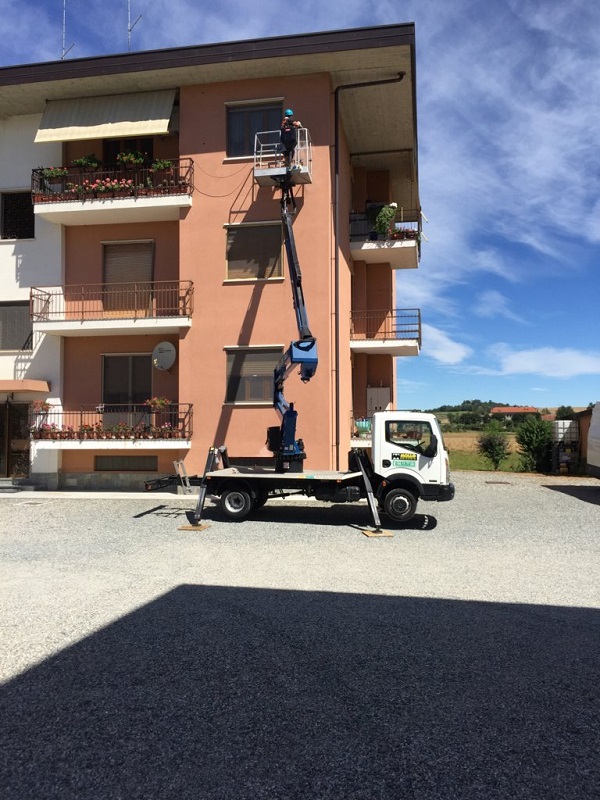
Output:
[{"xmin": 0, "ymin": 471, "xmax": 599, "ymax": 799}]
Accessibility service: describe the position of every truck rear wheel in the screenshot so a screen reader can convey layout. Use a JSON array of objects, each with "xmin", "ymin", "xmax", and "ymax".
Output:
[
  {"xmin": 383, "ymin": 487, "xmax": 417, "ymax": 523},
  {"xmin": 220, "ymin": 488, "xmax": 253, "ymax": 521},
  {"xmin": 253, "ymin": 490, "xmax": 269, "ymax": 509}
]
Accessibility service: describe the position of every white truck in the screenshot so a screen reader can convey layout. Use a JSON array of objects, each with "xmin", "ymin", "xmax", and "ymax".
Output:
[
  {"xmin": 193, "ymin": 410, "xmax": 454, "ymax": 526},
  {"xmin": 587, "ymin": 402, "xmax": 600, "ymax": 479}
]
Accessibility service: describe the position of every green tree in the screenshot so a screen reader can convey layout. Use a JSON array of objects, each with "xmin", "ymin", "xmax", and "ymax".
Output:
[
  {"xmin": 477, "ymin": 421, "xmax": 511, "ymax": 470},
  {"xmin": 515, "ymin": 416, "xmax": 553, "ymax": 472},
  {"xmin": 555, "ymin": 405, "xmax": 574, "ymax": 420}
]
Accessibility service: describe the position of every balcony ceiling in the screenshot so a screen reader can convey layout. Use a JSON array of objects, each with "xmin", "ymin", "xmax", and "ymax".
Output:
[
  {"xmin": 0, "ymin": 25, "xmax": 418, "ymax": 206},
  {"xmin": 350, "ymin": 340, "xmax": 420, "ymax": 357}
]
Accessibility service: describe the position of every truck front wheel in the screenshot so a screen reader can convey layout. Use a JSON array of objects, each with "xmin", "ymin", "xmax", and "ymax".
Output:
[
  {"xmin": 383, "ymin": 487, "xmax": 417, "ymax": 523},
  {"xmin": 220, "ymin": 488, "xmax": 253, "ymax": 521}
]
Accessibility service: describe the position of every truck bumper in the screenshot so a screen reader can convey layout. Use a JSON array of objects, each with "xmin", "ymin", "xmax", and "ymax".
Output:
[{"xmin": 422, "ymin": 482, "xmax": 455, "ymax": 502}]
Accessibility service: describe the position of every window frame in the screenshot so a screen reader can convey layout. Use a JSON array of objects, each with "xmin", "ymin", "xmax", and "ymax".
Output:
[
  {"xmin": 225, "ymin": 222, "xmax": 284, "ymax": 282},
  {"xmin": 225, "ymin": 99, "xmax": 283, "ymax": 158},
  {"xmin": 0, "ymin": 301, "xmax": 33, "ymax": 351},
  {"xmin": 1, "ymin": 192, "xmax": 35, "ymax": 240},
  {"xmin": 224, "ymin": 346, "xmax": 283, "ymax": 405}
]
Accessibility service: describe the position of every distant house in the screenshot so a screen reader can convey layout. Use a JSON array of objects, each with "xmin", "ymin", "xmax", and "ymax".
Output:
[{"xmin": 490, "ymin": 406, "xmax": 539, "ymax": 422}]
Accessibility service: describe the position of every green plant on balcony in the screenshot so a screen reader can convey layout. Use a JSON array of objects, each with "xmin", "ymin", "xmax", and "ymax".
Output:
[
  {"xmin": 145, "ymin": 396, "xmax": 171, "ymax": 410},
  {"xmin": 72, "ymin": 154, "xmax": 102, "ymax": 169},
  {"xmin": 32, "ymin": 399, "xmax": 51, "ymax": 413},
  {"xmin": 374, "ymin": 202, "xmax": 398, "ymax": 236},
  {"xmin": 150, "ymin": 158, "xmax": 173, "ymax": 171},
  {"xmin": 116, "ymin": 150, "xmax": 147, "ymax": 166},
  {"xmin": 41, "ymin": 166, "xmax": 69, "ymax": 179}
]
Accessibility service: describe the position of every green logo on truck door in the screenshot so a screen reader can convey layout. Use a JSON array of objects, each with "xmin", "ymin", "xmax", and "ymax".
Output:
[{"xmin": 391, "ymin": 452, "xmax": 418, "ymax": 468}]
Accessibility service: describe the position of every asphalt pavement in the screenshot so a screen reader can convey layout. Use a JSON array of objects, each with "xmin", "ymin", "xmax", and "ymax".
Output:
[{"xmin": 1, "ymin": 471, "xmax": 599, "ymax": 799}]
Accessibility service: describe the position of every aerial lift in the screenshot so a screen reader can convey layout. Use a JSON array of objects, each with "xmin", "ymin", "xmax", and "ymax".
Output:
[{"xmin": 145, "ymin": 159, "xmax": 454, "ymax": 528}]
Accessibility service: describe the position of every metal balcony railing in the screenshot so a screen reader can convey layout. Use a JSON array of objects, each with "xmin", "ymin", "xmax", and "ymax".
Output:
[
  {"xmin": 350, "ymin": 309, "xmax": 422, "ymax": 345},
  {"xmin": 31, "ymin": 158, "xmax": 194, "ymax": 203},
  {"xmin": 29, "ymin": 403, "xmax": 193, "ymax": 441},
  {"xmin": 30, "ymin": 281, "xmax": 194, "ymax": 323},
  {"xmin": 350, "ymin": 208, "xmax": 421, "ymax": 255}
]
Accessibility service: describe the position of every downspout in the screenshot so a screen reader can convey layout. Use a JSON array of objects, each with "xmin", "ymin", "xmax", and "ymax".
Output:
[{"xmin": 333, "ymin": 72, "xmax": 405, "ymax": 469}]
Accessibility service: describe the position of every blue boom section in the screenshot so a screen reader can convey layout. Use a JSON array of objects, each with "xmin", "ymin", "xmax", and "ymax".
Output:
[{"xmin": 271, "ymin": 202, "xmax": 318, "ymax": 466}]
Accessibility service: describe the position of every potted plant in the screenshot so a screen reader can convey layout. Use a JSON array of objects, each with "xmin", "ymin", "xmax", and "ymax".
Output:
[
  {"xmin": 374, "ymin": 202, "xmax": 398, "ymax": 238},
  {"xmin": 72, "ymin": 154, "xmax": 102, "ymax": 169},
  {"xmin": 116, "ymin": 150, "xmax": 146, "ymax": 167},
  {"xmin": 78, "ymin": 423, "xmax": 94, "ymax": 439},
  {"xmin": 41, "ymin": 166, "xmax": 69, "ymax": 194},
  {"xmin": 32, "ymin": 399, "xmax": 51, "ymax": 414},
  {"xmin": 150, "ymin": 158, "xmax": 173, "ymax": 171},
  {"xmin": 144, "ymin": 396, "xmax": 171, "ymax": 411}
]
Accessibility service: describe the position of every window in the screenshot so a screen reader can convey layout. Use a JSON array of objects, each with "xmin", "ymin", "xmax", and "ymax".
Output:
[
  {"xmin": 1, "ymin": 193, "xmax": 34, "ymax": 240},
  {"xmin": 227, "ymin": 102, "xmax": 282, "ymax": 157},
  {"xmin": 0, "ymin": 302, "xmax": 32, "ymax": 351},
  {"xmin": 225, "ymin": 347, "xmax": 282, "ymax": 403},
  {"xmin": 103, "ymin": 354, "xmax": 152, "ymax": 406},
  {"xmin": 385, "ymin": 420, "xmax": 437, "ymax": 458},
  {"xmin": 226, "ymin": 224, "xmax": 283, "ymax": 280},
  {"xmin": 103, "ymin": 241, "xmax": 154, "ymax": 313}
]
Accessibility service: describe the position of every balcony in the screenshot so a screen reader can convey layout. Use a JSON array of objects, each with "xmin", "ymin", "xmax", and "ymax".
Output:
[
  {"xmin": 31, "ymin": 159, "xmax": 194, "ymax": 225},
  {"xmin": 350, "ymin": 309, "xmax": 421, "ymax": 356},
  {"xmin": 350, "ymin": 414, "xmax": 374, "ymax": 449},
  {"xmin": 253, "ymin": 129, "xmax": 312, "ymax": 187},
  {"xmin": 29, "ymin": 403, "xmax": 193, "ymax": 451},
  {"xmin": 30, "ymin": 281, "xmax": 193, "ymax": 337},
  {"xmin": 349, "ymin": 210, "xmax": 421, "ymax": 270}
]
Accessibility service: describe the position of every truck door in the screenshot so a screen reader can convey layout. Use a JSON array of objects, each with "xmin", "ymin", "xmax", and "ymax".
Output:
[{"xmin": 378, "ymin": 419, "xmax": 443, "ymax": 482}]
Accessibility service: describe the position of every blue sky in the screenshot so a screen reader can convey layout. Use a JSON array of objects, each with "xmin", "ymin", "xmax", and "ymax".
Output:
[{"xmin": 1, "ymin": 0, "xmax": 599, "ymax": 410}]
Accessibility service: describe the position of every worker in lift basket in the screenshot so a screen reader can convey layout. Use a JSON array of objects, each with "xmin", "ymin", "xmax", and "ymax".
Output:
[{"xmin": 280, "ymin": 108, "xmax": 302, "ymax": 168}]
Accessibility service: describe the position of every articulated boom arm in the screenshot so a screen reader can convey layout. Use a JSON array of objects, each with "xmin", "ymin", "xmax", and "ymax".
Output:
[{"xmin": 270, "ymin": 194, "xmax": 318, "ymax": 468}]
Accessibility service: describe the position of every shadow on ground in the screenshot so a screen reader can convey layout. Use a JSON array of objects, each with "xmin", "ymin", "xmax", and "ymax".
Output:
[
  {"xmin": 180, "ymin": 502, "xmax": 439, "ymax": 531},
  {"xmin": 543, "ymin": 484, "xmax": 600, "ymax": 506},
  {"xmin": 1, "ymin": 586, "xmax": 598, "ymax": 799}
]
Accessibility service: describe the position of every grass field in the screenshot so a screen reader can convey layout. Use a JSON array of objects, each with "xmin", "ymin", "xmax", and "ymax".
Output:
[{"xmin": 443, "ymin": 431, "xmax": 522, "ymax": 471}]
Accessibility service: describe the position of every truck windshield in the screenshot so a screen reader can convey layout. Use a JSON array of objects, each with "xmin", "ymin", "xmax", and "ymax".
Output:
[{"xmin": 385, "ymin": 420, "xmax": 436, "ymax": 457}]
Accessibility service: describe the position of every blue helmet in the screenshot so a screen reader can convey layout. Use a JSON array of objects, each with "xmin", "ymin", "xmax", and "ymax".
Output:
[{"xmin": 285, "ymin": 108, "xmax": 294, "ymax": 117}]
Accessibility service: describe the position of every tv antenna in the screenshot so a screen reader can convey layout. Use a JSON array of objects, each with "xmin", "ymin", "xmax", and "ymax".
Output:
[
  {"xmin": 61, "ymin": 0, "xmax": 75, "ymax": 59},
  {"xmin": 128, "ymin": 1, "xmax": 143, "ymax": 51}
]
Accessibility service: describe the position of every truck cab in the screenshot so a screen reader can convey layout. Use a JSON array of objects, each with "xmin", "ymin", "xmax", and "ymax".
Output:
[{"xmin": 369, "ymin": 410, "xmax": 453, "ymax": 520}]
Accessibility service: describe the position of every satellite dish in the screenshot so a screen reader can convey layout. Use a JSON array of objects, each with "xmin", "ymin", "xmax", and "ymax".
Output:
[{"xmin": 152, "ymin": 341, "xmax": 176, "ymax": 371}]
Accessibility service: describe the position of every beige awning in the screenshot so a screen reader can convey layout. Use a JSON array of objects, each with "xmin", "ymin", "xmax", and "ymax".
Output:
[
  {"xmin": 34, "ymin": 89, "xmax": 177, "ymax": 143},
  {"xmin": 0, "ymin": 380, "xmax": 51, "ymax": 392}
]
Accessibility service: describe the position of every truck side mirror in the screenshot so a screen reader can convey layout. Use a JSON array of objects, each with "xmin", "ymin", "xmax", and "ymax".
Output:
[{"xmin": 424, "ymin": 435, "xmax": 438, "ymax": 459}]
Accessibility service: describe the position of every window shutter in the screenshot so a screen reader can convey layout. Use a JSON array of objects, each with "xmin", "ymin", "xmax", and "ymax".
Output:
[{"xmin": 103, "ymin": 242, "xmax": 154, "ymax": 313}]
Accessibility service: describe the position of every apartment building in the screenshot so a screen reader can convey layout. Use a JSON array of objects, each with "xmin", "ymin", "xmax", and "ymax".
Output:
[{"xmin": 0, "ymin": 24, "xmax": 422, "ymax": 489}]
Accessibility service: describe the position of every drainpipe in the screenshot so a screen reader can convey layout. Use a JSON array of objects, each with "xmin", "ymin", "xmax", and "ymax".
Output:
[{"xmin": 333, "ymin": 72, "xmax": 405, "ymax": 469}]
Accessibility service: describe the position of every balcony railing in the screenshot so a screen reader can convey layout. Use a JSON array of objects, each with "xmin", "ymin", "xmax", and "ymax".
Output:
[
  {"xmin": 31, "ymin": 159, "xmax": 194, "ymax": 203},
  {"xmin": 29, "ymin": 403, "xmax": 193, "ymax": 441},
  {"xmin": 30, "ymin": 281, "xmax": 194, "ymax": 323},
  {"xmin": 350, "ymin": 309, "xmax": 422, "ymax": 346},
  {"xmin": 350, "ymin": 209, "xmax": 421, "ymax": 256}
]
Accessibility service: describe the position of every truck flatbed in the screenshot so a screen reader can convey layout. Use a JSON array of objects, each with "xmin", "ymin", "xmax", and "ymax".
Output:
[{"xmin": 205, "ymin": 466, "xmax": 362, "ymax": 482}]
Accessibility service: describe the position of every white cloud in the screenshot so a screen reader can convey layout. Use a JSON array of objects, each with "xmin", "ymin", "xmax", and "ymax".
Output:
[
  {"xmin": 473, "ymin": 290, "xmax": 525, "ymax": 323},
  {"xmin": 421, "ymin": 324, "xmax": 473, "ymax": 365},
  {"xmin": 489, "ymin": 344, "xmax": 600, "ymax": 378}
]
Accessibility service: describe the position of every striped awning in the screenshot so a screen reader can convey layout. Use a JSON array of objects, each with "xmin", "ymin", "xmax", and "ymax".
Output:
[{"xmin": 34, "ymin": 90, "xmax": 176, "ymax": 143}]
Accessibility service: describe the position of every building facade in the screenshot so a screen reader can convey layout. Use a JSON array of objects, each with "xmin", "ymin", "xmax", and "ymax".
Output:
[{"xmin": 0, "ymin": 24, "xmax": 422, "ymax": 489}]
